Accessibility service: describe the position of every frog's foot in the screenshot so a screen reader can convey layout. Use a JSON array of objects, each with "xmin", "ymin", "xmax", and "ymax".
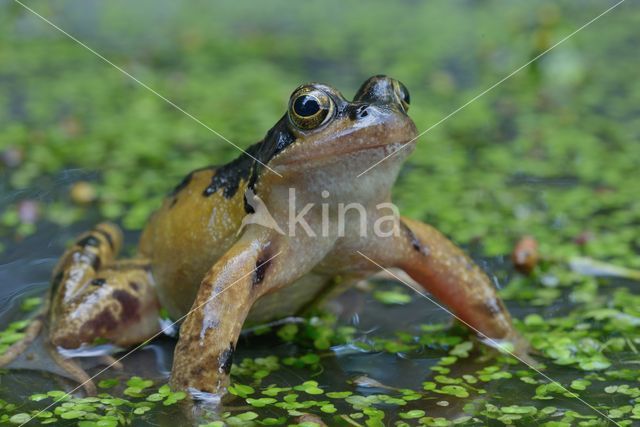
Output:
[
  {"xmin": 364, "ymin": 217, "xmax": 530, "ymax": 355},
  {"xmin": 46, "ymin": 342, "xmax": 97, "ymax": 396}
]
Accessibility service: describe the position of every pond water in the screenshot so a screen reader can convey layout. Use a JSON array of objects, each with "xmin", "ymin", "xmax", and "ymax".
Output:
[{"xmin": 2, "ymin": 0, "xmax": 640, "ymax": 425}]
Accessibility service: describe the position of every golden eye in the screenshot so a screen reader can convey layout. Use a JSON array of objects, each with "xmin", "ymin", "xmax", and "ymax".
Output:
[{"xmin": 288, "ymin": 88, "xmax": 335, "ymax": 130}]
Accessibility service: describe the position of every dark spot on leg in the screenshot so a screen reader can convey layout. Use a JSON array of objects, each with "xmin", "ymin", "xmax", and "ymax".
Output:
[
  {"xmin": 129, "ymin": 281, "xmax": 140, "ymax": 291},
  {"xmin": 218, "ymin": 342, "xmax": 235, "ymax": 374},
  {"xmin": 80, "ymin": 309, "xmax": 118, "ymax": 342},
  {"xmin": 77, "ymin": 235, "xmax": 100, "ymax": 248},
  {"xmin": 401, "ymin": 221, "xmax": 429, "ymax": 256},
  {"xmin": 113, "ymin": 290, "xmax": 141, "ymax": 321},
  {"xmin": 190, "ymin": 365, "xmax": 205, "ymax": 378},
  {"xmin": 253, "ymin": 250, "xmax": 272, "ymax": 287},
  {"xmin": 50, "ymin": 271, "xmax": 64, "ymax": 297},
  {"xmin": 91, "ymin": 278, "xmax": 106, "ymax": 286},
  {"xmin": 90, "ymin": 254, "xmax": 101, "ymax": 271},
  {"xmin": 94, "ymin": 228, "xmax": 115, "ymax": 250}
]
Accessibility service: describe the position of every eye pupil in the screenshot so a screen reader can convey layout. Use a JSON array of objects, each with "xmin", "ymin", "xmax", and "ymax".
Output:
[
  {"xmin": 294, "ymin": 95, "xmax": 321, "ymax": 117},
  {"xmin": 288, "ymin": 87, "xmax": 335, "ymax": 130}
]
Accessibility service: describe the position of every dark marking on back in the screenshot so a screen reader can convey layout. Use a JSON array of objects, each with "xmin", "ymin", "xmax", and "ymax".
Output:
[
  {"xmin": 255, "ymin": 117, "xmax": 296, "ymax": 167},
  {"xmin": 246, "ymin": 117, "xmax": 296, "ymax": 202},
  {"xmin": 171, "ymin": 171, "xmax": 194, "ymax": 197},
  {"xmin": 401, "ymin": 221, "xmax": 429, "ymax": 256},
  {"xmin": 129, "ymin": 281, "xmax": 140, "ymax": 291},
  {"xmin": 203, "ymin": 149, "xmax": 255, "ymax": 199},
  {"xmin": 113, "ymin": 290, "xmax": 141, "ymax": 321},
  {"xmin": 77, "ymin": 235, "xmax": 100, "ymax": 248},
  {"xmin": 170, "ymin": 166, "xmax": 217, "ymax": 206},
  {"xmin": 195, "ymin": 115, "xmax": 296, "ymax": 208},
  {"xmin": 91, "ymin": 278, "xmax": 106, "ymax": 286},
  {"xmin": 94, "ymin": 228, "xmax": 114, "ymax": 250},
  {"xmin": 218, "ymin": 342, "xmax": 235, "ymax": 374}
]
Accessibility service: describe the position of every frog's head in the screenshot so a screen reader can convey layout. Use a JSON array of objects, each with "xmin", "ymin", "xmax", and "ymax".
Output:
[{"xmin": 253, "ymin": 75, "xmax": 418, "ymax": 200}]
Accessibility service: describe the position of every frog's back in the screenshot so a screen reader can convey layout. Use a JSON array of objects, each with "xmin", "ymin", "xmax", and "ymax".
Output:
[{"xmin": 139, "ymin": 156, "xmax": 252, "ymax": 319}]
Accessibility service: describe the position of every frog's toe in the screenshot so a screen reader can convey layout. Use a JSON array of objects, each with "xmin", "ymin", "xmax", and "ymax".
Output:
[
  {"xmin": 188, "ymin": 387, "xmax": 223, "ymax": 405},
  {"xmin": 480, "ymin": 330, "xmax": 540, "ymax": 368}
]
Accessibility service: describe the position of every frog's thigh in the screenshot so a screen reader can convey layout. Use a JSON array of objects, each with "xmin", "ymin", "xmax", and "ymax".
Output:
[
  {"xmin": 377, "ymin": 217, "xmax": 523, "ymax": 346},
  {"xmin": 170, "ymin": 231, "xmax": 326, "ymax": 394}
]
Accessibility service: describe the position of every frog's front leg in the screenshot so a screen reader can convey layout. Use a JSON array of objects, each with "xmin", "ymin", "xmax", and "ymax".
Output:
[
  {"xmin": 170, "ymin": 227, "xmax": 333, "ymax": 395},
  {"xmin": 369, "ymin": 217, "xmax": 526, "ymax": 353}
]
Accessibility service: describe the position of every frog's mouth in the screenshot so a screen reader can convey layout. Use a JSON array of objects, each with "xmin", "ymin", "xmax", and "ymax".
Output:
[{"xmin": 275, "ymin": 139, "xmax": 415, "ymax": 168}]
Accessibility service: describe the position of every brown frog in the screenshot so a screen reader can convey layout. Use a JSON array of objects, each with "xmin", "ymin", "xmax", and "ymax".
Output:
[{"xmin": 1, "ymin": 76, "xmax": 526, "ymax": 398}]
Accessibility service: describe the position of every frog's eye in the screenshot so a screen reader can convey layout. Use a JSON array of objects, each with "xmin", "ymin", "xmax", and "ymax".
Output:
[
  {"xmin": 394, "ymin": 80, "xmax": 410, "ymax": 112},
  {"xmin": 288, "ymin": 88, "xmax": 335, "ymax": 130}
]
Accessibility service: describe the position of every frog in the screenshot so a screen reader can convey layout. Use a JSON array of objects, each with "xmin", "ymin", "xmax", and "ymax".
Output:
[{"xmin": 1, "ymin": 75, "xmax": 526, "ymax": 398}]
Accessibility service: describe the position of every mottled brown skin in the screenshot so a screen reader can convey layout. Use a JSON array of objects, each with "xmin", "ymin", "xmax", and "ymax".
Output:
[
  {"xmin": 1, "ymin": 76, "xmax": 526, "ymax": 399},
  {"xmin": 48, "ymin": 224, "xmax": 160, "ymax": 350}
]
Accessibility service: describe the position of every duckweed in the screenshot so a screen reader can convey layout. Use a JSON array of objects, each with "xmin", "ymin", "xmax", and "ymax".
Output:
[{"xmin": 1, "ymin": 0, "xmax": 640, "ymax": 425}]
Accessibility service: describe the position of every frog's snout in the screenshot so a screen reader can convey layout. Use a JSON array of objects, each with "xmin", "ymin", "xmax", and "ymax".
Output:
[{"xmin": 353, "ymin": 75, "xmax": 410, "ymax": 112}]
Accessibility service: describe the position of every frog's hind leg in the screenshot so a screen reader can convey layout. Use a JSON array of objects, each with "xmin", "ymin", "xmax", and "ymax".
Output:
[
  {"xmin": 47, "ymin": 223, "xmax": 161, "ymax": 392},
  {"xmin": 367, "ymin": 217, "xmax": 530, "ymax": 359},
  {"xmin": 48, "ymin": 222, "xmax": 161, "ymax": 347}
]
